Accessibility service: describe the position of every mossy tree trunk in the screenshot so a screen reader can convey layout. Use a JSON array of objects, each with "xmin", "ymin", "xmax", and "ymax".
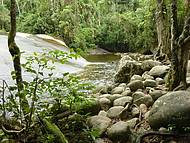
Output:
[
  {"xmin": 8, "ymin": 0, "xmax": 29, "ymax": 118},
  {"xmin": 169, "ymin": 0, "xmax": 190, "ymax": 90},
  {"xmin": 156, "ymin": 0, "xmax": 170, "ymax": 57}
]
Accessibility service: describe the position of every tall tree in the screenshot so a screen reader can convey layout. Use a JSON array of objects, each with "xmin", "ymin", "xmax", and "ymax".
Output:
[
  {"xmin": 8, "ymin": 0, "xmax": 29, "ymax": 118},
  {"xmin": 169, "ymin": 0, "xmax": 190, "ymax": 90},
  {"xmin": 156, "ymin": 0, "xmax": 170, "ymax": 57}
]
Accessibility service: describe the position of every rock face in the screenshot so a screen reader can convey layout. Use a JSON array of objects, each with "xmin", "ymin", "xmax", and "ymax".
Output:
[
  {"xmin": 148, "ymin": 91, "xmax": 190, "ymax": 129},
  {"xmin": 148, "ymin": 65, "xmax": 169, "ymax": 78},
  {"xmin": 127, "ymin": 80, "xmax": 144, "ymax": 92},
  {"xmin": 107, "ymin": 121, "xmax": 131, "ymax": 141},
  {"xmin": 87, "ymin": 116, "xmax": 111, "ymax": 135},
  {"xmin": 114, "ymin": 60, "xmax": 143, "ymax": 83}
]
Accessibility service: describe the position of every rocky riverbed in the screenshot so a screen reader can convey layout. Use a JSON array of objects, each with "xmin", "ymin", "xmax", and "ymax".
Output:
[{"xmin": 86, "ymin": 53, "xmax": 190, "ymax": 143}]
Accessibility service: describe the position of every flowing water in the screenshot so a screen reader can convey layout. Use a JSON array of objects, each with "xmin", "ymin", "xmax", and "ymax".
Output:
[{"xmin": 0, "ymin": 33, "xmax": 120, "ymax": 85}]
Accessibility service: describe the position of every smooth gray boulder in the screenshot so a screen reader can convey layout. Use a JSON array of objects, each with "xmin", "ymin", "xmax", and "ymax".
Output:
[
  {"xmin": 121, "ymin": 88, "xmax": 132, "ymax": 96},
  {"xmin": 142, "ymin": 72, "xmax": 154, "ymax": 80},
  {"xmin": 156, "ymin": 77, "xmax": 165, "ymax": 85},
  {"xmin": 114, "ymin": 60, "xmax": 143, "ymax": 83},
  {"xmin": 107, "ymin": 121, "xmax": 131, "ymax": 141},
  {"xmin": 132, "ymin": 91, "xmax": 145, "ymax": 101},
  {"xmin": 99, "ymin": 98, "xmax": 111, "ymax": 111},
  {"xmin": 149, "ymin": 65, "xmax": 169, "ymax": 78},
  {"xmin": 130, "ymin": 75, "xmax": 143, "ymax": 81},
  {"xmin": 107, "ymin": 94, "xmax": 123, "ymax": 102},
  {"xmin": 111, "ymin": 86, "xmax": 125, "ymax": 94},
  {"xmin": 141, "ymin": 60, "xmax": 162, "ymax": 71},
  {"xmin": 113, "ymin": 96, "xmax": 133, "ymax": 107},
  {"xmin": 107, "ymin": 106, "xmax": 124, "ymax": 118},
  {"xmin": 126, "ymin": 118, "xmax": 139, "ymax": 128},
  {"xmin": 98, "ymin": 110, "xmax": 108, "ymax": 117},
  {"xmin": 127, "ymin": 80, "xmax": 144, "ymax": 92},
  {"xmin": 87, "ymin": 116, "xmax": 111, "ymax": 135},
  {"xmin": 148, "ymin": 91, "xmax": 190, "ymax": 129},
  {"xmin": 149, "ymin": 90, "xmax": 165, "ymax": 101},
  {"xmin": 134, "ymin": 94, "xmax": 153, "ymax": 107},
  {"xmin": 144, "ymin": 79, "xmax": 157, "ymax": 87}
]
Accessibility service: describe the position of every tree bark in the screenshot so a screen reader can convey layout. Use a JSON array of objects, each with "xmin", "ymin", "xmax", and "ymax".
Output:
[
  {"xmin": 156, "ymin": 0, "xmax": 170, "ymax": 57},
  {"xmin": 169, "ymin": 0, "xmax": 190, "ymax": 90},
  {"xmin": 9, "ymin": 0, "xmax": 29, "ymax": 118}
]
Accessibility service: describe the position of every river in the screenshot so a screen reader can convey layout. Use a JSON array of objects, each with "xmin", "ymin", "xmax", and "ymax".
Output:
[{"xmin": 0, "ymin": 33, "xmax": 120, "ymax": 85}]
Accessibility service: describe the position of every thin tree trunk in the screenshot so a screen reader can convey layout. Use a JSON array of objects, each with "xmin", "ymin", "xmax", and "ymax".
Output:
[{"xmin": 9, "ymin": 0, "xmax": 29, "ymax": 118}]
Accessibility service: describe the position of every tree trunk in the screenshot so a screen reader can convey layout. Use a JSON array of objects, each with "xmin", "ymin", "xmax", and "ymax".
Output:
[
  {"xmin": 156, "ymin": 0, "xmax": 170, "ymax": 58},
  {"xmin": 169, "ymin": 0, "xmax": 190, "ymax": 90},
  {"xmin": 9, "ymin": 0, "xmax": 29, "ymax": 118}
]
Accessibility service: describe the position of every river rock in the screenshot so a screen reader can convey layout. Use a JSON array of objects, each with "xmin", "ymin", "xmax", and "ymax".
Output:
[
  {"xmin": 98, "ymin": 110, "xmax": 108, "ymax": 117},
  {"xmin": 156, "ymin": 77, "xmax": 165, "ymax": 85},
  {"xmin": 141, "ymin": 60, "xmax": 162, "ymax": 71},
  {"xmin": 131, "ymin": 107, "xmax": 140, "ymax": 117},
  {"xmin": 98, "ymin": 94, "xmax": 111, "ymax": 99},
  {"xmin": 107, "ymin": 94, "xmax": 123, "ymax": 102},
  {"xmin": 107, "ymin": 121, "xmax": 131, "ymax": 141},
  {"xmin": 130, "ymin": 75, "xmax": 143, "ymax": 81},
  {"xmin": 149, "ymin": 65, "xmax": 170, "ymax": 78},
  {"xmin": 142, "ymin": 72, "xmax": 154, "ymax": 80},
  {"xmin": 126, "ymin": 118, "xmax": 139, "ymax": 128},
  {"xmin": 114, "ymin": 60, "xmax": 143, "ymax": 83},
  {"xmin": 134, "ymin": 94, "xmax": 153, "ymax": 107},
  {"xmin": 111, "ymin": 86, "xmax": 125, "ymax": 94},
  {"xmin": 121, "ymin": 88, "xmax": 132, "ymax": 96},
  {"xmin": 118, "ymin": 83, "xmax": 127, "ymax": 88},
  {"xmin": 132, "ymin": 91, "xmax": 145, "ymax": 101},
  {"xmin": 143, "ymin": 79, "xmax": 157, "ymax": 87},
  {"xmin": 139, "ymin": 104, "xmax": 148, "ymax": 114},
  {"xmin": 149, "ymin": 90, "xmax": 165, "ymax": 101},
  {"xmin": 127, "ymin": 80, "xmax": 144, "ymax": 91},
  {"xmin": 113, "ymin": 96, "xmax": 133, "ymax": 107},
  {"xmin": 99, "ymin": 98, "xmax": 111, "ymax": 111},
  {"xmin": 107, "ymin": 106, "xmax": 124, "ymax": 118},
  {"xmin": 87, "ymin": 116, "xmax": 111, "ymax": 135},
  {"xmin": 148, "ymin": 91, "xmax": 190, "ymax": 129}
]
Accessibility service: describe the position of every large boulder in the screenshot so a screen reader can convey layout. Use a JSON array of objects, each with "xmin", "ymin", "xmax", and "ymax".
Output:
[
  {"xmin": 148, "ymin": 91, "xmax": 190, "ymax": 129},
  {"xmin": 107, "ymin": 121, "xmax": 131, "ymax": 141},
  {"xmin": 87, "ymin": 116, "xmax": 111, "ymax": 135},
  {"xmin": 114, "ymin": 60, "xmax": 143, "ymax": 83},
  {"xmin": 148, "ymin": 65, "xmax": 170, "ymax": 78}
]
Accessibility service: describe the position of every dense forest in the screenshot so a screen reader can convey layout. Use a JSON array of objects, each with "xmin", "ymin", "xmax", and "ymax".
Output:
[{"xmin": 1, "ymin": 0, "xmax": 190, "ymax": 143}]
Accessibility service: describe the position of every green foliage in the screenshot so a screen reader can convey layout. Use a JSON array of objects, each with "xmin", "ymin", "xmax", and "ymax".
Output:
[{"xmin": 0, "ymin": 5, "xmax": 9, "ymax": 31}]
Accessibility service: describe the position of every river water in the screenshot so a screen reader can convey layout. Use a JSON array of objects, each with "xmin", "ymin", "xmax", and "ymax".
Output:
[{"xmin": 0, "ymin": 33, "xmax": 120, "ymax": 85}]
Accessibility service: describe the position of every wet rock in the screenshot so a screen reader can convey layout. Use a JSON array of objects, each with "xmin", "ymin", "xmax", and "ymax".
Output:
[
  {"xmin": 99, "ymin": 98, "xmax": 111, "ymax": 111},
  {"xmin": 149, "ymin": 65, "xmax": 170, "ymax": 78},
  {"xmin": 87, "ymin": 116, "xmax": 111, "ymax": 135},
  {"xmin": 107, "ymin": 106, "xmax": 124, "ymax": 118},
  {"xmin": 148, "ymin": 91, "xmax": 190, "ymax": 129},
  {"xmin": 156, "ymin": 77, "xmax": 165, "ymax": 85},
  {"xmin": 143, "ymin": 79, "xmax": 157, "ymax": 87},
  {"xmin": 127, "ymin": 80, "xmax": 144, "ymax": 92},
  {"xmin": 113, "ymin": 96, "xmax": 133, "ymax": 107},
  {"xmin": 130, "ymin": 75, "xmax": 143, "ymax": 81},
  {"xmin": 134, "ymin": 94, "xmax": 153, "ymax": 107},
  {"xmin": 114, "ymin": 60, "xmax": 143, "ymax": 83},
  {"xmin": 141, "ymin": 60, "xmax": 162, "ymax": 71},
  {"xmin": 107, "ymin": 121, "xmax": 131, "ymax": 141},
  {"xmin": 111, "ymin": 86, "xmax": 125, "ymax": 94},
  {"xmin": 98, "ymin": 110, "xmax": 108, "ymax": 117},
  {"xmin": 149, "ymin": 90, "xmax": 165, "ymax": 101}
]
